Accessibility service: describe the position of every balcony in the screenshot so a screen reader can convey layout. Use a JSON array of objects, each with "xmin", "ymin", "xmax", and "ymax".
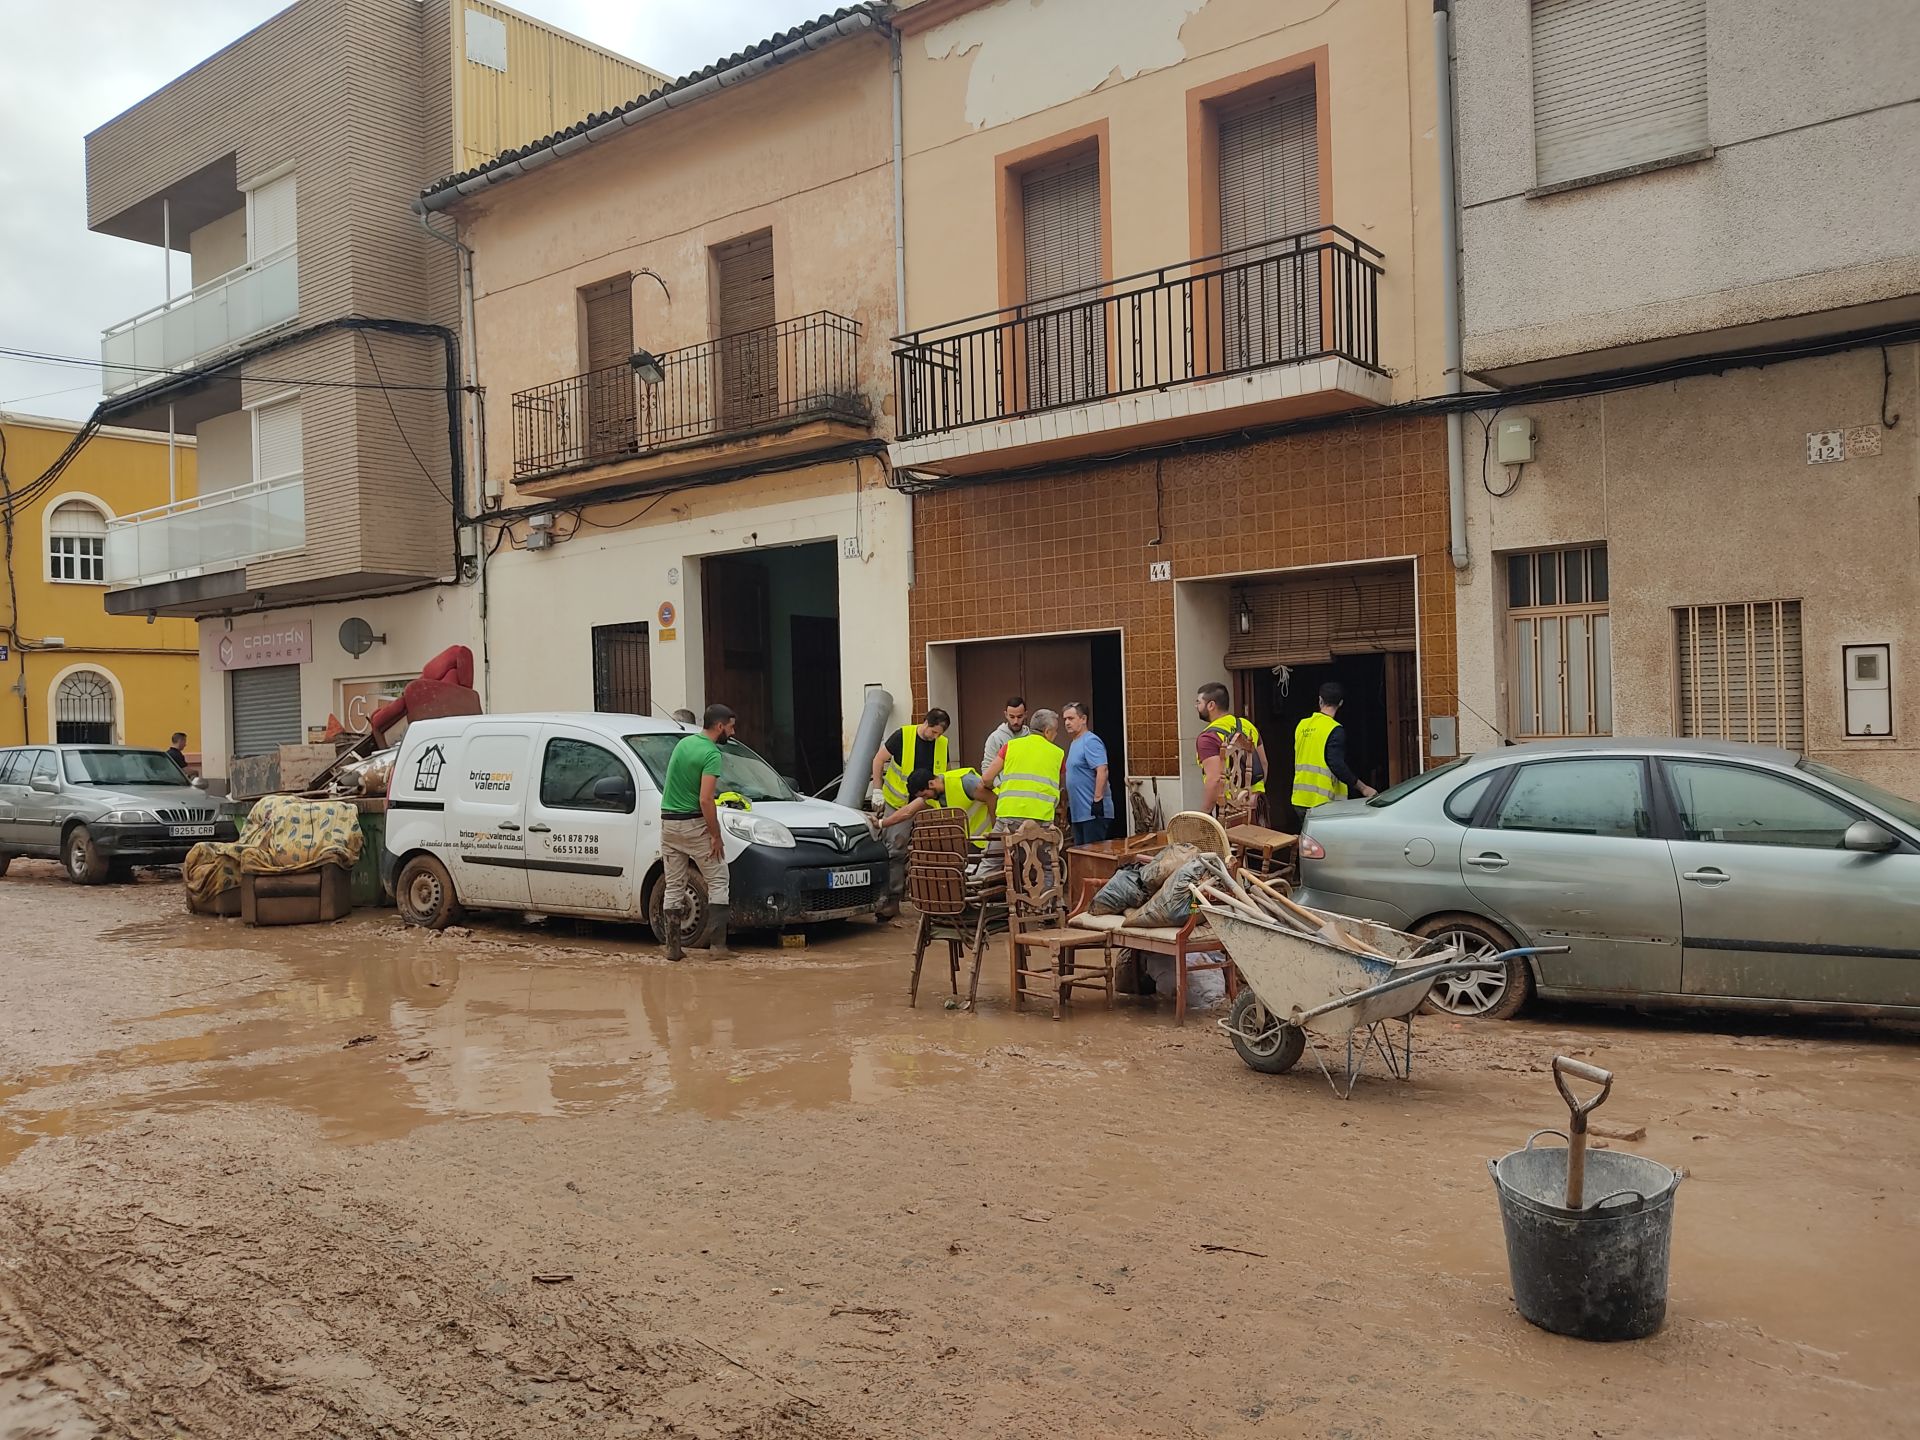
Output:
[
  {"xmin": 511, "ymin": 311, "xmax": 869, "ymax": 492},
  {"xmin": 890, "ymin": 228, "xmax": 1389, "ymax": 476},
  {"xmin": 104, "ymin": 476, "xmax": 305, "ymax": 590},
  {"xmin": 100, "ymin": 245, "xmax": 299, "ymax": 399}
]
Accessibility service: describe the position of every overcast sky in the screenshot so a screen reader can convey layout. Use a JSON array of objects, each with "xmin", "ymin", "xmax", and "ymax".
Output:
[{"xmin": 0, "ymin": 0, "xmax": 833, "ymax": 422}]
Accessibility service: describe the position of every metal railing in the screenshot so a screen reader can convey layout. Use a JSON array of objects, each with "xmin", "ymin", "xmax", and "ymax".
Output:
[
  {"xmin": 512, "ymin": 310, "xmax": 867, "ymax": 479},
  {"xmin": 104, "ymin": 475, "xmax": 305, "ymax": 587},
  {"xmin": 891, "ymin": 227, "xmax": 1383, "ymax": 440},
  {"xmin": 100, "ymin": 245, "xmax": 300, "ymax": 398}
]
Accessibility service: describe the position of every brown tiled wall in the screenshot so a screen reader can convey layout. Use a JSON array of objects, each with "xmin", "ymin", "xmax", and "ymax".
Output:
[{"xmin": 908, "ymin": 414, "xmax": 1457, "ymax": 774}]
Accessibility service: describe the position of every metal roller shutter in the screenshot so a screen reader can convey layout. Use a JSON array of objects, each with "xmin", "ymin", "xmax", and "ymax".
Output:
[
  {"xmin": 1219, "ymin": 79, "xmax": 1321, "ymax": 367},
  {"xmin": 254, "ymin": 396, "xmax": 302, "ymax": 482},
  {"xmin": 1675, "ymin": 601, "xmax": 1804, "ymax": 749},
  {"xmin": 248, "ymin": 173, "xmax": 297, "ymax": 259},
  {"xmin": 1227, "ymin": 572, "xmax": 1416, "ymax": 670},
  {"xmin": 1022, "ymin": 157, "xmax": 1104, "ymax": 407},
  {"xmin": 230, "ymin": 665, "xmax": 304, "ymax": 758},
  {"xmin": 1530, "ymin": 0, "xmax": 1709, "ymax": 188}
]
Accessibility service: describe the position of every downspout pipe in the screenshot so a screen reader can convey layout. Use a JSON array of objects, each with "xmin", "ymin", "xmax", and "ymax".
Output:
[
  {"xmin": 1434, "ymin": 0, "xmax": 1469, "ymax": 571},
  {"xmin": 890, "ymin": 23, "xmax": 914, "ymax": 593}
]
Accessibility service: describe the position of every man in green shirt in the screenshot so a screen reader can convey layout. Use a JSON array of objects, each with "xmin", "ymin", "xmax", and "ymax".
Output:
[{"xmin": 659, "ymin": 703, "xmax": 736, "ymax": 960}]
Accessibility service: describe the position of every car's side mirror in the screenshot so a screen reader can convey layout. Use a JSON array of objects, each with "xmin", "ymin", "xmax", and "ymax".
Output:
[
  {"xmin": 592, "ymin": 775, "xmax": 635, "ymax": 808},
  {"xmin": 1843, "ymin": 819, "xmax": 1898, "ymax": 853},
  {"xmin": 190, "ymin": 776, "xmax": 207, "ymax": 790},
  {"xmin": 29, "ymin": 777, "xmax": 58, "ymax": 794}
]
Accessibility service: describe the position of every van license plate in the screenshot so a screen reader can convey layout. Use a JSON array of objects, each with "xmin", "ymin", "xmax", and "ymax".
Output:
[
  {"xmin": 829, "ymin": 868, "xmax": 871, "ymax": 890},
  {"xmin": 169, "ymin": 824, "xmax": 216, "ymax": 838}
]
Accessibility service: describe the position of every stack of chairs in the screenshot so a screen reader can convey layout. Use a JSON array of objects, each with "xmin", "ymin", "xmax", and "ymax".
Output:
[{"xmin": 906, "ymin": 810, "xmax": 1009, "ymax": 1010}]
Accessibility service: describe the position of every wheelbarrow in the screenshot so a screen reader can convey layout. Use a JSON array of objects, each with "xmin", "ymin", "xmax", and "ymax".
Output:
[{"xmin": 1199, "ymin": 900, "xmax": 1564, "ymax": 1097}]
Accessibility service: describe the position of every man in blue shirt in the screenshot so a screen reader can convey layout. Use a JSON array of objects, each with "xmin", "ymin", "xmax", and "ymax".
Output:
[{"xmin": 1061, "ymin": 701, "xmax": 1114, "ymax": 847}]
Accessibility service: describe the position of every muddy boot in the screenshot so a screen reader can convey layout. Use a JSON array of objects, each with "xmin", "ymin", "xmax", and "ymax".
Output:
[
  {"xmin": 703, "ymin": 904, "xmax": 731, "ymax": 957},
  {"xmin": 663, "ymin": 912, "xmax": 686, "ymax": 962}
]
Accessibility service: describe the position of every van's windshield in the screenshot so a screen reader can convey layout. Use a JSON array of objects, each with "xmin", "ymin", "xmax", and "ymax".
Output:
[{"xmin": 625, "ymin": 734, "xmax": 797, "ymax": 803}]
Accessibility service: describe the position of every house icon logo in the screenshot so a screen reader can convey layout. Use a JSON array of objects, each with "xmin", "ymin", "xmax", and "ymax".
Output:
[{"xmin": 414, "ymin": 743, "xmax": 447, "ymax": 792}]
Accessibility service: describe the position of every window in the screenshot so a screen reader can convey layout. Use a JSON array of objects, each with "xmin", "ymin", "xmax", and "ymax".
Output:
[
  {"xmin": 1444, "ymin": 771, "xmax": 1497, "ymax": 824},
  {"xmin": 54, "ymin": 669, "xmax": 115, "ymax": 744},
  {"xmin": 48, "ymin": 500, "xmax": 107, "ymax": 584},
  {"xmin": 1507, "ymin": 546, "xmax": 1611, "ymax": 738},
  {"xmin": 1363, "ymin": 756, "xmax": 1465, "ymax": 808},
  {"xmin": 247, "ymin": 171, "xmax": 296, "ymax": 260},
  {"xmin": 1664, "ymin": 760, "xmax": 1857, "ymax": 850},
  {"xmin": 1021, "ymin": 156, "xmax": 1105, "ymax": 408},
  {"xmin": 1493, "ymin": 758, "xmax": 1649, "ymax": 838},
  {"xmin": 1675, "ymin": 600, "xmax": 1803, "ymax": 749},
  {"xmin": 1218, "ymin": 78, "xmax": 1321, "ymax": 366},
  {"xmin": 591, "ymin": 622, "xmax": 652, "ymax": 715},
  {"xmin": 64, "ymin": 749, "xmax": 186, "ymax": 785},
  {"xmin": 254, "ymin": 394, "xmax": 303, "ymax": 483},
  {"xmin": 713, "ymin": 231, "xmax": 777, "ymax": 426},
  {"xmin": 1804, "ymin": 760, "xmax": 1920, "ymax": 832},
  {"xmin": 580, "ymin": 273, "xmax": 635, "ymax": 458},
  {"xmin": 1530, "ymin": 0, "xmax": 1708, "ymax": 189},
  {"xmin": 0, "ymin": 750, "xmax": 19, "ymax": 785},
  {"xmin": 626, "ymin": 734, "xmax": 796, "ymax": 804},
  {"xmin": 540, "ymin": 737, "xmax": 635, "ymax": 813},
  {"xmin": 29, "ymin": 749, "xmax": 59, "ymax": 786}
]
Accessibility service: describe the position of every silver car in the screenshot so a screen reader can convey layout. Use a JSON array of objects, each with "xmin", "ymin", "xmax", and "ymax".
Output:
[
  {"xmin": 1293, "ymin": 737, "xmax": 1920, "ymax": 1021},
  {"xmin": 0, "ymin": 745, "xmax": 237, "ymax": 884}
]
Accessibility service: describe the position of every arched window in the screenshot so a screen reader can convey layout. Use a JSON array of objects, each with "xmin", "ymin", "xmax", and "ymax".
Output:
[
  {"xmin": 55, "ymin": 669, "xmax": 117, "ymax": 744},
  {"xmin": 48, "ymin": 500, "xmax": 108, "ymax": 584}
]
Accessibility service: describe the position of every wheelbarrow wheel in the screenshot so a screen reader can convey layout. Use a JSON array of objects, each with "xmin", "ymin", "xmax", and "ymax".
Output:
[{"xmin": 1228, "ymin": 991, "xmax": 1305, "ymax": 1075}]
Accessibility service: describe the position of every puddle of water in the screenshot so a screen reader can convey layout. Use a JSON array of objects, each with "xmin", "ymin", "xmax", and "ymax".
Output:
[{"xmin": 3, "ymin": 911, "xmax": 1157, "ymax": 1160}]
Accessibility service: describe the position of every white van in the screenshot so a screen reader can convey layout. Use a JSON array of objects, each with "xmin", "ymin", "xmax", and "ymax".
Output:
[{"xmin": 383, "ymin": 712, "xmax": 890, "ymax": 941}]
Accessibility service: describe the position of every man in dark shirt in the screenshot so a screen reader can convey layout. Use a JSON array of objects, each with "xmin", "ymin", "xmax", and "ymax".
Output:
[{"xmin": 166, "ymin": 732, "xmax": 190, "ymax": 774}]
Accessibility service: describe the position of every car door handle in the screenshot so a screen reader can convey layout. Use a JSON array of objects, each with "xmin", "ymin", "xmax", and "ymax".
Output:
[
  {"xmin": 527, "ymin": 824, "xmax": 551, "ymax": 834},
  {"xmin": 1465, "ymin": 853, "xmax": 1508, "ymax": 870},
  {"xmin": 1682, "ymin": 867, "xmax": 1731, "ymax": 886},
  {"xmin": 498, "ymin": 821, "xmax": 521, "ymax": 832}
]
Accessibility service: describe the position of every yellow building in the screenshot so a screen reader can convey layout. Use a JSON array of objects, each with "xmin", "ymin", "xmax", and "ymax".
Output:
[{"xmin": 0, "ymin": 413, "xmax": 199, "ymax": 755}]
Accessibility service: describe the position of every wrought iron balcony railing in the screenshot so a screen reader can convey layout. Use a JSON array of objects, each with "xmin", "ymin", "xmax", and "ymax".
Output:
[
  {"xmin": 891, "ymin": 227, "xmax": 1383, "ymax": 441},
  {"xmin": 512, "ymin": 310, "xmax": 866, "ymax": 479}
]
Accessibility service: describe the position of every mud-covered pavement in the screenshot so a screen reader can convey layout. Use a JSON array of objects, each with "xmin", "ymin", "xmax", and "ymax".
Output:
[{"xmin": 2, "ymin": 861, "xmax": 1915, "ymax": 1439}]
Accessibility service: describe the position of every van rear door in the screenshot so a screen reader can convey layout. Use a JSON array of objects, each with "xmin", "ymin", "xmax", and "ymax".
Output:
[
  {"xmin": 447, "ymin": 724, "xmax": 536, "ymax": 911},
  {"xmin": 522, "ymin": 725, "xmax": 640, "ymax": 917}
]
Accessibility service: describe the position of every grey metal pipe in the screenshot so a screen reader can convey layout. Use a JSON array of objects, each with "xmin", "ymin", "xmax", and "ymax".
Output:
[
  {"xmin": 836, "ymin": 686, "xmax": 894, "ymax": 810},
  {"xmin": 1433, "ymin": 0, "xmax": 1469, "ymax": 571},
  {"xmin": 889, "ymin": 23, "xmax": 916, "ymax": 590}
]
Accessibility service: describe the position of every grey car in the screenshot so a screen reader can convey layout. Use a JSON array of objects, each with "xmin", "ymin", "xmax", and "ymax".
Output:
[
  {"xmin": 1293, "ymin": 737, "xmax": 1920, "ymax": 1021},
  {"xmin": 0, "ymin": 745, "xmax": 238, "ymax": 884}
]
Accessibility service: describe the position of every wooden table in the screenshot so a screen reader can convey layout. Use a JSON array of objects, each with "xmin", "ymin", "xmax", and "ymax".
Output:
[{"xmin": 1065, "ymin": 830, "xmax": 1167, "ymax": 906}]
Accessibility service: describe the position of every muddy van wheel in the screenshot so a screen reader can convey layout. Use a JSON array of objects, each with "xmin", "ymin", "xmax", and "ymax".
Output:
[
  {"xmin": 645, "ymin": 875, "xmax": 708, "ymax": 947},
  {"xmin": 397, "ymin": 855, "xmax": 463, "ymax": 929},
  {"xmin": 65, "ymin": 826, "xmax": 110, "ymax": 885}
]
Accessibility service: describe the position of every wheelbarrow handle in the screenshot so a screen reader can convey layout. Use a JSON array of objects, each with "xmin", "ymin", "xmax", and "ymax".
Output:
[{"xmin": 1553, "ymin": 1055, "xmax": 1614, "ymax": 1124}]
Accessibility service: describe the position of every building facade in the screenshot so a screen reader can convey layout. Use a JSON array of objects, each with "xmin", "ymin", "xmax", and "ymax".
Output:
[
  {"xmin": 1450, "ymin": 0, "xmax": 1920, "ymax": 794},
  {"xmin": 0, "ymin": 414, "xmax": 200, "ymax": 753},
  {"xmin": 82, "ymin": 0, "xmax": 665, "ymax": 789},
  {"xmin": 423, "ymin": 7, "xmax": 909, "ymax": 791},
  {"xmin": 891, "ymin": 0, "xmax": 1455, "ymax": 813}
]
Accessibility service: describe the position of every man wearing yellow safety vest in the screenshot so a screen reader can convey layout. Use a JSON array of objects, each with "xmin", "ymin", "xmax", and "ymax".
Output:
[
  {"xmin": 1290, "ymin": 681, "xmax": 1376, "ymax": 828},
  {"xmin": 1194, "ymin": 682, "xmax": 1270, "ymax": 819},
  {"xmin": 870, "ymin": 709, "xmax": 952, "ymax": 915},
  {"xmin": 878, "ymin": 766, "xmax": 995, "ymax": 855},
  {"xmin": 978, "ymin": 707, "xmax": 1064, "ymax": 877}
]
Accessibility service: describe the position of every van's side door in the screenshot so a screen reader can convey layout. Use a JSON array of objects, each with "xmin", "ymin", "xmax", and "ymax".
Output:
[
  {"xmin": 447, "ymin": 725, "xmax": 536, "ymax": 911},
  {"xmin": 523, "ymin": 726, "xmax": 640, "ymax": 917},
  {"xmin": 0, "ymin": 751, "xmax": 23, "ymax": 848},
  {"xmin": 13, "ymin": 750, "xmax": 64, "ymax": 855}
]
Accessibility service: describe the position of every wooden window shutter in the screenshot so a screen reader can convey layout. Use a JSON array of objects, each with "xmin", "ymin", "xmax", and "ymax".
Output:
[
  {"xmin": 1675, "ymin": 601, "xmax": 1804, "ymax": 750},
  {"xmin": 712, "ymin": 231, "xmax": 778, "ymax": 425},
  {"xmin": 579, "ymin": 275, "xmax": 635, "ymax": 459},
  {"xmin": 714, "ymin": 231, "xmax": 775, "ymax": 338},
  {"xmin": 1530, "ymin": 0, "xmax": 1709, "ymax": 188},
  {"xmin": 582, "ymin": 274, "xmax": 634, "ymax": 373}
]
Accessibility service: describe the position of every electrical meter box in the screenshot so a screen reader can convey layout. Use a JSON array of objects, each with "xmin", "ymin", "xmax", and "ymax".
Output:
[{"xmin": 1497, "ymin": 417, "xmax": 1536, "ymax": 465}]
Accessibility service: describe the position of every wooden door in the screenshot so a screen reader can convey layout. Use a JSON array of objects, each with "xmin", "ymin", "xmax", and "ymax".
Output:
[
  {"xmin": 714, "ymin": 231, "xmax": 777, "ymax": 429},
  {"xmin": 1385, "ymin": 649, "xmax": 1419, "ymax": 784},
  {"xmin": 701, "ymin": 556, "xmax": 773, "ymax": 749},
  {"xmin": 582, "ymin": 274, "xmax": 635, "ymax": 460}
]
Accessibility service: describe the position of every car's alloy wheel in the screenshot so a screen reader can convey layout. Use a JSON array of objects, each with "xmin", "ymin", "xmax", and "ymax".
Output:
[
  {"xmin": 65, "ymin": 826, "xmax": 109, "ymax": 885},
  {"xmin": 1415, "ymin": 913, "xmax": 1532, "ymax": 1021}
]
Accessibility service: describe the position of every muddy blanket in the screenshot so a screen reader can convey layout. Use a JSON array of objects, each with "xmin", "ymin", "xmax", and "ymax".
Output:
[{"xmin": 183, "ymin": 795, "xmax": 364, "ymax": 908}]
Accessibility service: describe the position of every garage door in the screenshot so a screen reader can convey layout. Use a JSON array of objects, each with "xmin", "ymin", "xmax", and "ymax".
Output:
[{"xmin": 230, "ymin": 665, "xmax": 303, "ymax": 758}]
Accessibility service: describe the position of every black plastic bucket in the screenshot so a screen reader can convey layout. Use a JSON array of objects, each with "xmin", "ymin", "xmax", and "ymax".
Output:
[{"xmin": 1488, "ymin": 1131, "xmax": 1681, "ymax": 1341}]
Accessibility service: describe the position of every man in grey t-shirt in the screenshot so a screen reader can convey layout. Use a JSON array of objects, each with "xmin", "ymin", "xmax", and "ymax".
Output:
[{"xmin": 979, "ymin": 695, "xmax": 1030, "ymax": 772}]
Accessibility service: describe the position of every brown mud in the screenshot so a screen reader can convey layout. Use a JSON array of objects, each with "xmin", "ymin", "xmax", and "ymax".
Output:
[{"xmin": 2, "ymin": 858, "xmax": 1915, "ymax": 1437}]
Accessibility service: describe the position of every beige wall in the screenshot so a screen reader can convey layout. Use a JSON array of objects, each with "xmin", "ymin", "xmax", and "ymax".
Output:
[
  {"xmin": 898, "ymin": 0, "xmax": 1447, "ymax": 399},
  {"xmin": 193, "ymin": 409, "xmax": 252, "ymax": 494},
  {"xmin": 459, "ymin": 33, "xmax": 901, "ymax": 501},
  {"xmin": 1454, "ymin": 0, "xmax": 1920, "ymax": 373},
  {"xmin": 1455, "ymin": 345, "xmax": 1920, "ymax": 793},
  {"xmin": 188, "ymin": 208, "xmax": 247, "ymax": 286}
]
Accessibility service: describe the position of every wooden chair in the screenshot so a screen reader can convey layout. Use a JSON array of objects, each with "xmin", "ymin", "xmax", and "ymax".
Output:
[
  {"xmin": 1006, "ymin": 823, "xmax": 1114, "ymax": 1020},
  {"xmin": 906, "ymin": 810, "xmax": 1007, "ymax": 1009},
  {"xmin": 1226, "ymin": 824, "xmax": 1299, "ymax": 884}
]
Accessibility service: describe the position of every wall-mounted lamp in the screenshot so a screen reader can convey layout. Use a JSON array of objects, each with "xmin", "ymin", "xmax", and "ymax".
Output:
[{"xmin": 629, "ymin": 349, "xmax": 665, "ymax": 386}]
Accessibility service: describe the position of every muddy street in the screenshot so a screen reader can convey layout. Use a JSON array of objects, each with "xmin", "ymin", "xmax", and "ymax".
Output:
[{"xmin": 1, "ymin": 863, "xmax": 1915, "ymax": 1439}]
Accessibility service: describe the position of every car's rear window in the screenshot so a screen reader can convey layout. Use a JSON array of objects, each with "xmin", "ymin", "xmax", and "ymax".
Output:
[
  {"xmin": 63, "ymin": 749, "xmax": 188, "ymax": 786},
  {"xmin": 1365, "ymin": 757, "xmax": 1468, "ymax": 807}
]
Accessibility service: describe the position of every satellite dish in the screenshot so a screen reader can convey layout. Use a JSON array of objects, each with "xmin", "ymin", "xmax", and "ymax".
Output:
[{"xmin": 338, "ymin": 617, "xmax": 385, "ymax": 658}]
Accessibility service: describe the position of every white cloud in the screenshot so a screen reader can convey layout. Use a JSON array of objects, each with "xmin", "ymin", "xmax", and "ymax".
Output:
[{"xmin": 0, "ymin": 0, "xmax": 827, "ymax": 423}]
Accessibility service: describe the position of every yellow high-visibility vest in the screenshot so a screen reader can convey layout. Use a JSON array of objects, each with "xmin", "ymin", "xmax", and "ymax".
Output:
[
  {"xmin": 882, "ymin": 726, "xmax": 949, "ymax": 809},
  {"xmin": 995, "ymin": 734, "xmax": 1064, "ymax": 822},
  {"xmin": 1291, "ymin": 712, "xmax": 1347, "ymax": 809},
  {"xmin": 1195, "ymin": 714, "xmax": 1265, "ymax": 795},
  {"xmin": 941, "ymin": 768, "xmax": 992, "ymax": 848}
]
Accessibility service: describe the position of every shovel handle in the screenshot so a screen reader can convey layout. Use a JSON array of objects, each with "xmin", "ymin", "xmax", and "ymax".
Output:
[{"xmin": 1552, "ymin": 1055, "xmax": 1613, "ymax": 1132}]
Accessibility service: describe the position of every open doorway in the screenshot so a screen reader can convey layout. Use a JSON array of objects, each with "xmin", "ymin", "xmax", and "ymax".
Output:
[
  {"xmin": 1239, "ymin": 652, "xmax": 1417, "ymax": 798},
  {"xmin": 934, "ymin": 629, "xmax": 1128, "ymax": 833},
  {"xmin": 701, "ymin": 541, "xmax": 841, "ymax": 790}
]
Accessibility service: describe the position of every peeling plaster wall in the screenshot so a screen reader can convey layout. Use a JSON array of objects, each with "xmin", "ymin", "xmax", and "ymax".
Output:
[{"xmin": 925, "ymin": 0, "xmax": 1209, "ymax": 130}]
